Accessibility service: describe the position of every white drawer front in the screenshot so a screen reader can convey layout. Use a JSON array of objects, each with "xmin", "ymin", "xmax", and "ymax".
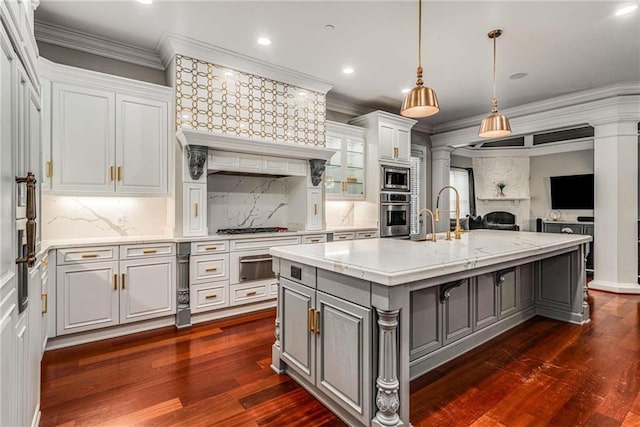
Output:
[
  {"xmin": 57, "ymin": 246, "xmax": 118, "ymax": 264},
  {"xmin": 333, "ymin": 232, "xmax": 355, "ymax": 241},
  {"xmin": 190, "ymin": 254, "xmax": 229, "ymax": 284},
  {"xmin": 270, "ymin": 282, "xmax": 278, "ymax": 296},
  {"xmin": 191, "ymin": 282, "xmax": 229, "ymax": 313},
  {"xmin": 231, "ymin": 236, "xmax": 301, "ymax": 251},
  {"xmin": 191, "ymin": 240, "xmax": 229, "ymax": 255},
  {"xmin": 356, "ymin": 231, "xmax": 377, "ymax": 239},
  {"xmin": 230, "ymin": 282, "xmax": 274, "ymax": 306},
  {"xmin": 120, "ymin": 243, "xmax": 175, "ymax": 259},
  {"xmin": 302, "ymin": 234, "xmax": 327, "ymax": 244}
]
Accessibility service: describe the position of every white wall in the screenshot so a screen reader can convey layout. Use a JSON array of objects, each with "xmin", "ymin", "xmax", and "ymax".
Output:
[{"xmin": 529, "ymin": 149, "xmax": 594, "ymax": 225}]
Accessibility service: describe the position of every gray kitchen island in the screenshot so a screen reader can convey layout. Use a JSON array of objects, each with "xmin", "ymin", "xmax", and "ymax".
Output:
[{"xmin": 269, "ymin": 230, "xmax": 591, "ymax": 426}]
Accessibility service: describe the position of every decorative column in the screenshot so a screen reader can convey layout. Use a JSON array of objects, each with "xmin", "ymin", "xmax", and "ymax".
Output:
[
  {"xmin": 589, "ymin": 120, "xmax": 639, "ymax": 294},
  {"xmin": 373, "ymin": 309, "xmax": 403, "ymax": 427},
  {"xmin": 432, "ymin": 146, "xmax": 453, "ymax": 232}
]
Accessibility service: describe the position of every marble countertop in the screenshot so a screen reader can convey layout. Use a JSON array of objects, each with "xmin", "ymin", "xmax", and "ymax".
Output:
[
  {"xmin": 41, "ymin": 226, "xmax": 379, "ymax": 251},
  {"xmin": 270, "ymin": 230, "xmax": 592, "ymax": 286}
]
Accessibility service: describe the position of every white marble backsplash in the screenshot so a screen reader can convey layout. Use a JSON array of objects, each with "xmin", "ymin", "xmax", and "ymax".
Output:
[
  {"xmin": 207, "ymin": 174, "xmax": 288, "ymax": 231},
  {"xmin": 325, "ymin": 200, "xmax": 378, "ymax": 228},
  {"xmin": 42, "ymin": 196, "xmax": 171, "ymax": 240}
]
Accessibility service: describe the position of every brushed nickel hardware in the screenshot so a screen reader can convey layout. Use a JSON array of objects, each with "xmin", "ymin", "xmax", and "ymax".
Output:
[
  {"xmin": 45, "ymin": 161, "xmax": 52, "ymax": 178},
  {"xmin": 113, "ymin": 274, "xmax": 118, "ymax": 290},
  {"xmin": 246, "ymin": 291, "xmax": 257, "ymax": 297},
  {"xmin": 205, "ymin": 294, "xmax": 218, "ymax": 300},
  {"xmin": 205, "ymin": 246, "xmax": 217, "ymax": 251},
  {"xmin": 117, "ymin": 166, "xmax": 122, "ymax": 181},
  {"xmin": 41, "ymin": 294, "xmax": 48, "ymax": 314},
  {"xmin": 313, "ymin": 204, "xmax": 318, "ymax": 215},
  {"xmin": 308, "ymin": 308, "xmax": 314, "ymax": 333},
  {"xmin": 121, "ymin": 273, "xmax": 126, "ymax": 289},
  {"xmin": 205, "ymin": 267, "xmax": 218, "ymax": 272},
  {"xmin": 81, "ymin": 254, "xmax": 98, "ymax": 259},
  {"xmin": 15, "ymin": 172, "xmax": 37, "ymax": 267},
  {"xmin": 194, "ymin": 203, "xmax": 198, "ymax": 218},
  {"xmin": 110, "ymin": 166, "xmax": 114, "ymax": 181},
  {"xmin": 142, "ymin": 249, "xmax": 157, "ymax": 254},
  {"xmin": 314, "ymin": 309, "xmax": 320, "ymax": 335}
]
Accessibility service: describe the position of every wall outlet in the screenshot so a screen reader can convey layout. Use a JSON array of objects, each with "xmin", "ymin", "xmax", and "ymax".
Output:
[{"xmin": 116, "ymin": 216, "xmax": 125, "ymax": 227}]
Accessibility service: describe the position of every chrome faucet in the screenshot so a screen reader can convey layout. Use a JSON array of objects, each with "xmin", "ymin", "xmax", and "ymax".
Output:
[
  {"xmin": 435, "ymin": 185, "xmax": 462, "ymax": 240},
  {"xmin": 416, "ymin": 208, "xmax": 437, "ymax": 242}
]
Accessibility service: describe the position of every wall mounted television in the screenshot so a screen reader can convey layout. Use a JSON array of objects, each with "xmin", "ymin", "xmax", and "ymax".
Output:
[{"xmin": 550, "ymin": 173, "xmax": 594, "ymax": 209}]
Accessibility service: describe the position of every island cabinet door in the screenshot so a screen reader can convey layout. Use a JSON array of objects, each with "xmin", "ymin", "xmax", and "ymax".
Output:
[
  {"xmin": 316, "ymin": 291, "xmax": 371, "ymax": 425},
  {"xmin": 280, "ymin": 278, "xmax": 316, "ymax": 384},
  {"xmin": 474, "ymin": 274, "xmax": 498, "ymax": 330},
  {"xmin": 497, "ymin": 268, "xmax": 518, "ymax": 320},
  {"xmin": 443, "ymin": 279, "xmax": 473, "ymax": 346},
  {"xmin": 410, "ymin": 286, "xmax": 442, "ymax": 360}
]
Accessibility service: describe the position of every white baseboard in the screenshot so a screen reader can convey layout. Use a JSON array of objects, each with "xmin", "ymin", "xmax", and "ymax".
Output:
[{"xmin": 588, "ymin": 279, "xmax": 640, "ymax": 294}]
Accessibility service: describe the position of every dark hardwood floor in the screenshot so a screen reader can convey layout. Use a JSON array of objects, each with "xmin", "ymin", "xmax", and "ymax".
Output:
[{"xmin": 41, "ymin": 290, "xmax": 640, "ymax": 426}]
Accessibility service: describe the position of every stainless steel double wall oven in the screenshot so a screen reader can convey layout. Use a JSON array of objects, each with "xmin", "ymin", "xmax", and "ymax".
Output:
[{"xmin": 380, "ymin": 165, "xmax": 411, "ymax": 237}]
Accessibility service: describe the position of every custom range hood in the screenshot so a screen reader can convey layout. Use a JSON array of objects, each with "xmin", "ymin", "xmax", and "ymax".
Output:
[{"xmin": 176, "ymin": 127, "xmax": 336, "ymax": 184}]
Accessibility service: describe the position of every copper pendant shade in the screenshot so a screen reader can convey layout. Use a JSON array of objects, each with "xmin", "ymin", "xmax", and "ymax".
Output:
[
  {"xmin": 400, "ymin": 0, "xmax": 439, "ymax": 118},
  {"xmin": 479, "ymin": 29, "xmax": 511, "ymax": 138}
]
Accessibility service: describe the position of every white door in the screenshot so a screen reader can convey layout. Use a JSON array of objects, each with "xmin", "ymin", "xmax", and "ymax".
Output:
[
  {"xmin": 51, "ymin": 83, "xmax": 115, "ymax": 194},
  {"xmin": 56, "ymin": 261, "xmax": 119, "ymax": 335},
  {"xmin": 0, "ymin": 26, "xmax": 18, "ymax": 427},
  {"xmin": 395, "ymin": 128, "xmax": 411, "ymax": 162},
  {"xmin": 119, "ymin": 257, "xmax": 175, "ymax": 324},
  {"xmin": 115, "ymin": 94, "xmax": 167, "ymax": 195},
  {"xmin": 183, "ymin": 183, "xmax": 206, "ymax": 236},
  {"xmin": 378, "ymin": 123, "xmax": 395, "ymax": 161}
]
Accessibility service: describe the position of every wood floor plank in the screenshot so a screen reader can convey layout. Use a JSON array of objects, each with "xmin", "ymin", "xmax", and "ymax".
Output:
[{"xmin": 41, "ymin": 292, "xmax": 640, "ymax": 426}]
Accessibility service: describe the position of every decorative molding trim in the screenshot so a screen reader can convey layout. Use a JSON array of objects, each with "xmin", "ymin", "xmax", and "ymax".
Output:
[
  {"xmin": 434, "ymin": 82, "xmax": 640, "ymax": 135},
  {"xmin": 326, "ymin": 120, "xmax": 367, "ymax": 138},
  {"xmin": 453, "ymin": 139, "xmax": 594, "ymax": 158},
  {"xmin": 432, "ymin": 91, "xmax": 640, "ymax": 148},
  {"xmin": 588, "ymin": 280, "xmax": 640, "ymax": 295},
  {"xmin": 176, "ymin": 128, "xmax": 336, "ymax": 161},
  {"xmin": 158, "ymin": 33, "xmax": 333, "ymax": 94},
  {"xmin": 349, "ymin": 110, "xmax": 417, "ymax": 130},
  {"xmin": 39, "ymin": 57, "xmax": 172, "ymax": 100},
  {"xmin": 34, "ymin": 20, "xmax": 165, "ymax": 70}
]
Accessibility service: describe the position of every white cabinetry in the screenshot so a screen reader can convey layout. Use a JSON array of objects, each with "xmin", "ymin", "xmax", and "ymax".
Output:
[
  {"xmin": 349, "ymin": 110, "xmax": 416, "ymax": 166},
  {"xmin": 183, "ymin": 183, "xmax": 207, "ymax": 237},
  {"xmin": 208, "ymin": 150, "xmax": 307, "ymax": 177},
  {"xmin": 56, "ymin": 244, "xmax": 176, "ymax": 336},
  {"xmin": 307, "ymin": 188, "xmax": 323, "ymax": 231},
  {"xmin": 325, "ymin": 121, "xmax": 366, "ymax": 200},
  {"xmin": 42, "ymin": 61, "xmax": 172, "ymax": 195}
]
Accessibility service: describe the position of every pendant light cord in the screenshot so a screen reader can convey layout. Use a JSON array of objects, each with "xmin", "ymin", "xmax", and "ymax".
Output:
[
  {"xmin": 491, "ymin": 32, "xmax": 498, "ymax": 113},
  {"xmin": 415, "ymin": 0, "xmax": 423, "ymax": 86}
]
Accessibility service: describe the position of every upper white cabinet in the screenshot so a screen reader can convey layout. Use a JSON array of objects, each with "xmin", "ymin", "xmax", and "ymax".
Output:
[
  {"xmin": 325, "ymin": 121, "xmax": 366, "ymax": 200},
  {"xmin": 349, "ymin": 110, "xmax": 416, "ymax": 166},
  {"xmin": 41, "ymin": 60, "xmax": 172, "ymax": 196}
]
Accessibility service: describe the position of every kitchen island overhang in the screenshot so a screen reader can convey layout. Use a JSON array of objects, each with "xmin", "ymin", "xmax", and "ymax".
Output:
[{"xmin": 269, "ymin": 230, "xmax": 592, "ymax": 427}]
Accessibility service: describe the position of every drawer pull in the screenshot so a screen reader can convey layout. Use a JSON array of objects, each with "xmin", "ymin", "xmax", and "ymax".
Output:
[
  {"xmin": 194, "ymin": 203, "xmax": 198, "ymax": 218},
  {"xmin": 143, "ymin": 249, "xmax": 157, "ymax": 254},
  {"xmin": 205, "ymin": 246, "xmax": 217, "ymax": 251},
  {"xmin": 338, "ymin": 236, "xmax": 347, "ymax": 240},
  {"xmin": 310, "ymin": 239, "xmax": 320, "ymax": 243},
  {"xmin": 81, "ymin": 254, "xmax": 98, "ymax": 259},
  {"xmin": 205, "ymin": 294, "xmax": 218, "ymax": 299},
  {"xmin": 363, "ymin": 234, "xmax": 372, "ymax": 238},
  {"xmin": 41, "ymin": 294, "xmax": 48, "ymax": 314},
  {"xmin": 246, "ymin": 291, "xmax": 257, "ymax": 297},
  {"xmin": 205, "ymin": 267, "xmax": 218, "ymax": 272}
]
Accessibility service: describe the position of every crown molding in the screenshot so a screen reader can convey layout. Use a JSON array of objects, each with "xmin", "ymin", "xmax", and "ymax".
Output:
[
  {"xmin": 432, "ymin": 87, "xmax": 640, "ymax": 148},
  {"xmin": 34, "ymin": 20, "xmax": 164, "ymax": 70},
  {"xmin": 433, "ymin": 82, "xmax": 640, "ymax": 135},
  {"xmin": 157, "ymin": 33, "xmax": 333, "ymax": 94},
  {"xmin": 453, "ymin": 139, "xmax": 594, "ymax": 158}
]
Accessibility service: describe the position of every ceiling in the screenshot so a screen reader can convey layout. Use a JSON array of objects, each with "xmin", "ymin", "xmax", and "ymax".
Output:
[{"xmin": 35, "ymin": 1, "xmax": 640, "ymax": 127}]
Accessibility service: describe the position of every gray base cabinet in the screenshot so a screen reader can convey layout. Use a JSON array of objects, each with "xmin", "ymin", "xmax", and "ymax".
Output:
[{"xmin": 279, "ymin": 276, "xmax": 371, "ymax": 424}]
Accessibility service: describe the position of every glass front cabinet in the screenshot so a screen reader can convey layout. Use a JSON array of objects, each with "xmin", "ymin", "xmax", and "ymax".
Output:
[{"xmin": 325, "ymin": 121, "xmax": 366, "ymax": 200}]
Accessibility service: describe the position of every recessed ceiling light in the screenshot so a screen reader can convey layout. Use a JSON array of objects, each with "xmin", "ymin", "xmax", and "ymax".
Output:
[
  {"xmin": 615, "ymin": 3, "xmax": 638, "ymax": 16},
  {"xmin": 401, "ymin": 88, "xmax": 410, "ymax": 94},
  {"xmin": 342, "ymin": 67, "xmax": 354, "ymax": 74},
  {"xmin": 136, "ymin": 0, "xmax": 152, "ymax": 4},
  {"xmin": 509, "ymin": 72, "xmax": 528, "ymax": 80},
  {"xmin": 257, "ymin": 37, "xmax": 272, "ymax": 46}
]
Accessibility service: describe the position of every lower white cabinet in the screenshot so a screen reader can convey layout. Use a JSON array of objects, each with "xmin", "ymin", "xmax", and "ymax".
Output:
[
  {"xmin": 280, "ymin": 277, "xmax": 371, "ymax": 424},
  {"xmin": 56, "ymin": 247, "xmax": 176, "ymax": 335},
  {"xmin": 307, "ymin": 189, "xmax": 323, "ymax": 231}
]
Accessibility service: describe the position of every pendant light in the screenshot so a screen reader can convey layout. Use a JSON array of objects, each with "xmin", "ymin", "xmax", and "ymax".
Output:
[
  {"xmin": 400, "ymin": 0, "xmax": 439, "ymax": 118},
  {"xmin": 479, "ymin": 29, "xmax": 512, "ymax": 138}
]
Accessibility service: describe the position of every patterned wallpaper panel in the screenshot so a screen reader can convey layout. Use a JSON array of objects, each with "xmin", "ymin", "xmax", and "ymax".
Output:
[{"xmin": 175, "ymin": 55, "xmax": 326, "ymax": 146}]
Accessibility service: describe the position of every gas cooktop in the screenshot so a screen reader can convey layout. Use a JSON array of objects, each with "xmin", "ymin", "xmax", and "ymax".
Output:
[{"xmin": 216, "ymin": 227, "xmax": 289, "ymax": 235}]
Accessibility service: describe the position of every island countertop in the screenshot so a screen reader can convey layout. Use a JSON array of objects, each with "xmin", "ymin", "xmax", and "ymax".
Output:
[{"xmin": 269, "ymin": 230, "xmax": 591, "ymax": 286}]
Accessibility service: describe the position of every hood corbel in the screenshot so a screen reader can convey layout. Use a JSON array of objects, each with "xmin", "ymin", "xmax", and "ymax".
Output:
[
  {"xmin": 186, "ymin": 145, "xmax": 208, "ymax": 180},
  {"xmin": 309, "ymin": 159, "xmax": 327, "ymax": 186}
]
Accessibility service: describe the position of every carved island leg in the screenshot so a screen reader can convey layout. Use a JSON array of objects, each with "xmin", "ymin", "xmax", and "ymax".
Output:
[{"xmin": 373, "ymin": 308, "xmax": 404, "ymax": 427}]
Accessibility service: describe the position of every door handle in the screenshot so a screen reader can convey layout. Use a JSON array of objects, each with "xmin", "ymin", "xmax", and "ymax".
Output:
[
  {"xmin": 110, "ymin": 166, "xmax": 115, "ymax": 181},
  {"xmin": 308, "ymin": 308, "xmax": 315, "ymax": 333},
  {"xmin": 15, "ymin": 172, "xmax": 37, "ymax": 267},
  {"xmin": 194, "ymin": 203, "xmax": 198, "ymax": 218},
  {"xmin": 117, "ymin": 166, "xmax": 122, "ymax": 181},
  {"xmin": 121, "ymin": 273, "xmax": 126, "ymax": 289},
  {"xmin": 113, "ymin": 274, "xmax": 118, "ymax": 290},
  {"xmin": 314, "ymin": 309, "xmax": 320, "ymax": 335},
  {"xmin": 41, "ymin": 294, "xmax": 48, "ymax": 314}
]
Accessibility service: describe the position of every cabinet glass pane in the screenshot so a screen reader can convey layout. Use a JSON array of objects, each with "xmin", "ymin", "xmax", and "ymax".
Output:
[
  {"xmin": 325, "ymin": 164, "xmax": 343, "ymax": 194},
  {"xmin": 326, "ymin": 135, "xmax": 343, "ymax": 150}
]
